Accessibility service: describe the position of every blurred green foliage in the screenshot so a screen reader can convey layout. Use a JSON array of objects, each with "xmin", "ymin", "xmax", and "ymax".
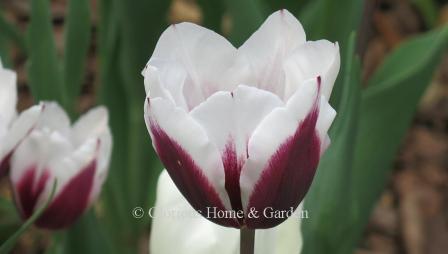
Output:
[
  {"xmin": 303, "ymin": 32, "xmax": 361, "ymax": 254},
  {"xmin": 0, "ymin": 0, "xmax": 447, "ymax": 253}
]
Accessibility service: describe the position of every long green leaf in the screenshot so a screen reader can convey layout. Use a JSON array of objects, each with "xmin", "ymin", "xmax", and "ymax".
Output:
[
  {"xmin": 63, "ymin": 0, "xmax": 91, "ymax": 116},
  {"xmin": 197, "ymin": 0, "xmax": 225, "ymax": 33},
  {"xmin": 351, "ymin": 25, "xmax": 448, "ymax": 248},
  {"xmin": 0, "ymin": 34, "xmax": 11, "ymax": 67},
  {"xmin": 302, "ymin": 32, "xmax": 361, "ymax": 254},
  {"xmin": 27, "ymin": 0, "xmax": 66, "ymax": 106},
  {"xmin": 98, "ymin": 0, "xmax": 129, "ymax": 235},
  {"xmin": 0, "ymin": 198, "xmax": 20, "ymax": 243},
  {"xmin": 0, "ymin": 180, "xmax": 57, "ymax": 254},
  {"xmin": 224, "ymin": 0, "xmax": 265, "ymax": 46},
  {"xmin": 0, "ymin": 11, "xmax": 27, "ymax": 55},
  {"xmin": 60, "ymin": 211, "xmax": 114, "ymax": 254},
  {"xmin": 412, "ymin": 0, "xmax": 438, "ymax": 28},
  {"xmin": 263, "ymin": 0, "xmax": 309, "ymax": 17},
  {"xmin": 114, "ymin": 0, "xmax": 170, "ymax": 219},
  {"xmin": 299, "ymin": 0, "xmax": 364, "ymax": 109}
]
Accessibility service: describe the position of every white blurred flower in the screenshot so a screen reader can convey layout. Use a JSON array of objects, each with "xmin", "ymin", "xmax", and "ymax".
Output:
[
  {"xmin": 150, "ymin": 170, "xmax": 303, "ymax": 254},
  {"xmin": 0, "ymin": 60, "xmax": 18, "ymax": 176}
]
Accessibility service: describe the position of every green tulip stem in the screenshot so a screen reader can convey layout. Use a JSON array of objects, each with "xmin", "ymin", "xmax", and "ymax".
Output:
[{"xmin": 240, "ymin": 227, "xmax": 255, "ymax": 254}]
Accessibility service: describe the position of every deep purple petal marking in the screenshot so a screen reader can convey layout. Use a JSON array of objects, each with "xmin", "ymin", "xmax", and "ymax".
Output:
[
  {"xmin": 149, "ymin": 121, "xmax": 239, "ymax": 228},
  {"xmin": 16, "ymin": 161, "xmax": 97, "ymax": 229},
  {"xmin": 246, "ymin": 107, "xmax": 321, "ymax": 229},
  {"xmin": 0, "ymin": 152, "xmax": 12, "ymax": 177},
  {"xmin": 16, "ymin": 166, "xmax": 50, "ymax": 218},
  {"xmin": 35, "ymin": 160, "xmax": 97, "ymax": 229},
  {"xmin": 222, "ymin": 139, "xmax": 244, "ymax": 225}
]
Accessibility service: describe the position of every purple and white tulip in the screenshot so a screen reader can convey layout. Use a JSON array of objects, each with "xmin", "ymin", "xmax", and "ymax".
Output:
[
  {"xmin": 0, "ymin": 60, "xmax": 18, "ymax": 176},
  {"xmin": 9, "ymin": 102, "xmax": 112, "ymax": 229},
  {"xmin": 143, "ymin": 10, "xmax": 339, "ymax": 229}
]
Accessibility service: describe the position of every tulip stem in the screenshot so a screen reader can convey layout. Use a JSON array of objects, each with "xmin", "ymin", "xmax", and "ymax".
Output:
[{"xmin": 240, "ymin": 228, "xmax": 255, "ymax": 254}]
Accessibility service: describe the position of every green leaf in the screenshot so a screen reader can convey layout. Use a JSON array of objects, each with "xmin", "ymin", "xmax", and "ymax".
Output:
[
  {"xmin": 114, "ymin": 0, "xmax": 170, "ymax": 217},
  {"xmin": 0, "ymin": 180, "xmax": 57, "ymax": 254},
  {"xmin": 96, "ymin": 0, "xmax": 170, "ymax": 251},
  {"xmin": 97, "ymin": 0, "xmax": 129, "ymax": 233},
  {"xmin": 61, "ymin": 211, "xmax": 114, "ymax": 254},
  {"xmin": 0, "ymin": 34, "xmax": 12, "ymax": 67},
  {"xmin": 262, "ymin": 0, "xmax": 309, "ymax": 16},
  {"xmin": 412, "ymin": 0, "xmax": 438, "ymax": 28},
  {"xmin": 351, "ymin": 25, "xmax": 448, "ymax": 247},
  {"xmin": 299, "ymin": 0, "xmax": 363, "ymax": 43},
  {"xmin": 197, "ymin": 0, "xmax": 225, "ymax": 33},
  {"xmin": 27, "ymin": 0, "xmax": 66, "ymax": 107},
  {"xmin": 224, "ymin": 0, "xmax": 265, "ymax": 46},
  {"xmin": 0, "ymin": 198, "xmax": 21, "ymax": 243},
  {"xmin": 0, "ymin": 11, "xmax": 27, "ymax": 55},
  {"xmin": 63, "ymin": 0, "xmax": 91, "ymax": 116},
  {"xmin": 302, "ymin": 32, "xmax": 361, "ymax": 254}
]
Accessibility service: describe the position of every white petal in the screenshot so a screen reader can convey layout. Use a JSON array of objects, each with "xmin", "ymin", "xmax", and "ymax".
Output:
[
  {"xmin": 0, "ymin": 61, "xmax": 17, "ymax": 126},
  {"xmin": 145, "ymin": 97, "xmax": 231, "ymax": 210},
  {"xmin": 239, "ymin": 78, "xmax": 320, "ymax": 210},
  {"xmin": 316, "ymin": 96, "xmax": 336, "ymax": 153},
  {"xmin": 35, "ymin": 102, "xmax": 71, "ymax": 135},
  {"xmin": 238, "ymin": 10, "xmax": 306, "ymax": 96},
  {"xmin": 145, "ymin": 22, "xmax": 244, "ymax": 109},
  {"xmin": 87, "ymin": 127, "xmax": 112, "ymax": 204},
  {"xmin": 144, "ymin": 64, "xmax": 189, "ymax": 110},
  {"xmin": 72, "ymin": 106, "xmax": 112, "ymax": 203},
  {"xmin": 255, "ymin": 203, "xmax": 303, "ymax": 254},
  {"xmin": 190, "ymin": 85, "xmax": 283, "ymax": 163},
  {"xmin": 1, "ymin": 105, "xmax": 43, "ymax": 161},
  {"xmin": 150, "ymin": 170, "xmax": 303, "ymax": 254},
  {"xmin": 150, "ymin": 170, "xmax": 238, "ymax": 254},
  {"xmin": 283, "ymin": 40, "xmax": 340, "ymax": 100},
  {"xmin": 10, "ymin": 129, "xmax": 74, "ymax": 206},
  {"xmin": 72, "ymin": 106, "xmax": 109, "ymax": 146}
]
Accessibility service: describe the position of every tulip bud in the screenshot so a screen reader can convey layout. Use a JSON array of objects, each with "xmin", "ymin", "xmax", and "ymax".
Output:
[
  {"xmin": 10, "ymin": 102, "xmax": 112, "ymax": 229},
  {"xmin": 143, "ymin": 10, "xmax": 339, "ymax": 229}
]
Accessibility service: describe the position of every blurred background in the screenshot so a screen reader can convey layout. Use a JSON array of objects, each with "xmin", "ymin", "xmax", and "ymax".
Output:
[{"xmin": 0, "ymin": 0, "xmax": 447, "ymax": 253}]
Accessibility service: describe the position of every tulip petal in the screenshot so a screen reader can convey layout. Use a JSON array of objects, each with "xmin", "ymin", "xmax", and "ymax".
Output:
[
  {"xmin": 144, "ymin": 22, "xmax": 245, "ymax": 109},
  {"xmin": 3, "ymin": 102, "xmax": 71, "ymax": 176},
  {"xmin": 72, "ymin": 106, "xmax": 108, "ymax": 145},
  {"xmin": 240, "ymin": 78, "xmax": 334, "ymax": 228},
  {"xmin": 190, "ymin": 85, "xmax": 283, "ymax": 216},
  {"xmin": 238, "ymin": 10, "xmax": 306, "ymax": 97},
  {"xmin": 72, "ymin": 106, "xmax": 112, "ymax": 203},
  {"xmin": 284, "ymin": 40, "xmax": 340, "ymax": 99},
  {"xmin": 150, "ymin": 170, "xmax": 303, "ymax": 254},
  {"xmin": 0, "ymin": 60, "xmax": 17, "ymax": 125},
  {"xmin": 14, "ymin": 159, "xmax": 96, "ymax": 229},
  {"xmin": 0, "ymin": 105, "xmax": 43, "ymax": 176},
  {"xmin": 15, "ymin": 165, "xmax": 50, "ymax": 218},
  {"xmin": 144, "ymin": 64, "xmax": 189, "ymax": 110},
  {"xmin": 145, "ymin": 97, "xmax": 235, "ymax": 227},
  {"xmin": 11, "ymin": 130, "xmax": 73, "ymax": 215},
  {"xmin": 39, "ymin": 103, "xmax": 71, "ymax": 131},
  {"xmin": 316, "ymin": 96, "xmax": 337, "ymax": 154},
  {"xmin": 10, "ymin": 116, "xmax": 103, "ymax": 229},
  {"xmin": 35, "ymin": 159, "xmax": 96, "ymax": 229}
]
